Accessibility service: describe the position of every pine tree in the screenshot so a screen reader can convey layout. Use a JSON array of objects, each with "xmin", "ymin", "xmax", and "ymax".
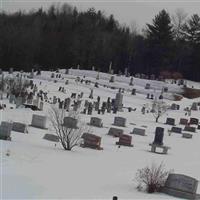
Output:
[{"xmin": 146, "ymin": 10, "xmax": 174, "ymax": 74}]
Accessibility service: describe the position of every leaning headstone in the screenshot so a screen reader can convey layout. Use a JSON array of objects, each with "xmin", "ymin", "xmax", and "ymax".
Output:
[
  {"xmin": 108, "ymin": 127, "xmax": 124, "ymax": 137},
  {"xmin": 166, "ymin": 118, "xmax": 175, "ymax": 126},
  {"xmin": 63, "ymin": 117, "xmax": 78, "ymax": 129},
  {"xmin": 113, "ymin": 116, "xmax": 126, "ymax": 127},
  {"xmin": 131, "ymin": 128, "xmax": 146, "ymax": 136},
  {"xmin": 162, "ymin": 173, "xmax": 199, "ymax": 200},
  {"xmin": 90, "ymin": 117, "xmax": 103, "ymax": 128},
  {"xmin": 31, "ymin": 114, "xmax": 47, "ymax": 129},
  {"xmin": 12, "ymin": 122, "xmax": 27, "ymax": 133}
]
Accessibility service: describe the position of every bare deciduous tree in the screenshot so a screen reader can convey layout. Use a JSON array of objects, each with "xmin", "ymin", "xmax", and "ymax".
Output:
[
  {"xmin": 151, "ymin": 99, "xmax": 168, "ymax": 123},
  {"xmin": 48, "ymin": 106, "xmax": 87, "ymax": 151}
]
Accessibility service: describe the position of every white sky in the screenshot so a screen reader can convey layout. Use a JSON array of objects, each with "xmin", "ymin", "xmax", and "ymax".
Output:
[{"xmin": 2, "ymin": 0, "xmax": 200, "ymax": 29}]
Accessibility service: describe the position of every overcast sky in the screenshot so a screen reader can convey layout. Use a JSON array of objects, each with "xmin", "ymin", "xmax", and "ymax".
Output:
[{"xmin": 3, "ymin": 0, "xmax": 200, "ymax": 30}]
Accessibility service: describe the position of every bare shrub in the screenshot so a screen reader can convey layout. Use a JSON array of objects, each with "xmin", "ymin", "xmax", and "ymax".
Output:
[{"xmin": 135, "ymin": 162, "xmax": 171, "ymax": 193}]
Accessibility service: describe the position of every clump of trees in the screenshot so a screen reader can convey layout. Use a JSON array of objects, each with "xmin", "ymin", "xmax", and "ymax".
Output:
[{"xmin": 1, "ymin": 5, "xmax": 200, "ymax": 81}]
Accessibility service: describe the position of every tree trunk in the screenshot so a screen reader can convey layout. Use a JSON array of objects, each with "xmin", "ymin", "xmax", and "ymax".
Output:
[{"xmin": 156, "ymin": 116, "xmax": 159, "ymax": 123}]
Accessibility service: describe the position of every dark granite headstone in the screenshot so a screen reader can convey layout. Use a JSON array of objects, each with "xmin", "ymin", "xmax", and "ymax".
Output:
[
  {"xmin": 166, "ymin": 118, "xmax": 175, "ymax": 126},
  {"xmin": 153, "ymin": 127, "xmax": 164, "ymax": 145}
]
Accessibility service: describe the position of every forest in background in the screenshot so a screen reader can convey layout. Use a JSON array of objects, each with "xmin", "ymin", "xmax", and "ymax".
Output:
[{"xmin": 1, "ymin": 4, "xmax": 200, "ymax": 81}]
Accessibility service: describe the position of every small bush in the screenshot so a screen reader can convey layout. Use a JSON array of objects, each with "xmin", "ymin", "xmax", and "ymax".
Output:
[{"xmin": 135, "ymin": 162, "xmax": 171, "ymax": 193}]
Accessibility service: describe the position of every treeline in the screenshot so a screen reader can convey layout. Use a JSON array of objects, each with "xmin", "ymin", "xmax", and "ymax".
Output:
[{"xmin": 1, "ymin": 4, "xmax": 200, "ymax": 81}]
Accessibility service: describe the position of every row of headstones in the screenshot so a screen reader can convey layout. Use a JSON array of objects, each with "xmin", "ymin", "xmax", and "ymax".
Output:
[{"xmin": 9, "ymin": 93, "xmax": 44, "ymax": 110}]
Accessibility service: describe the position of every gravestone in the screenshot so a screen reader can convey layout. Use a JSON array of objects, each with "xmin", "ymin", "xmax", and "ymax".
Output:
[
  {"xmin": 89, "ymin": 89, "xmax": 94, "ymax": 99},
  {"xmin": 39, "ymin": 101, "xmax": 44, "ymax": 111},
  {"xmin": 63, "ymin": 117, "xmax": 78, "ymax": 129},
  {"xmin": 81, "ymin": 133, "xmax": 103, "ymax": 150},
  {"xmin": 116, "ymin": 134, "xmax": 133, "ymax": 147},
  {"xmin": 94, "ymin": 102, "xmax": 100, "ymax": 111},
  {"xmin": 182, "ymin": 132, "xmax": 193, "ymax": 139},
  {"xmin": 191, "ymin": 102, "xmax": 198, "ymax": 111},
  {"xmin": 64, "ymin": 98, "xmax": 71, "ymax": 111},
  {"xmin": 31, "ymin": 114, "xmax": 47, "ymax": 129},
  {"xmin": 113, "ymin": 117, "xmax": 126, "ymax": 127},
  {"xmin": 153, "ymin": 127, "xmax": 164, "ymax": 145},
  {"xmin": 53, "ymin": 96, "xmax": 57, "ymax": 104},
  {"xmin": 0, "ymin": 121, "xmax": 13, "ymax": 140},
  {"xmin": 33, "ymin": 99, "xmax": 39, "ymax": 108},
  {"xmin": 166, "ymin": 118, "xmax": 175, "ymax": 126},
  {"xmin": 163, "ymin": 87, "xmax": 168, "ymax": 92},
  {"xmin": 171, "ymin": 103, "xmax": 179, "ymax": 110},
  {"xmin": 129, "ymin": 77, "xmax": 134, "ymax": 86},
  {"xmin": 12, "ymin": 122, "xmax": 27, "ymax": 133},
  {"xmin": 80, "ymin": 92, "xmax": 84, "ymax": 98},
  {"xmin": 189, "ymin": 118, "xmax": 199, "ymax": 125},
  {"xmin": 180, "ymin": 118, "xmax": 188, "ymax": 125},
  {"xmin": 145, "ymin": 83, "xmax": 150, "ymax": 89},
  {"xmin": 87, "ymin": 103, "xmax": 93, "ymax": 115},
  {"xmin": 109, "ymin": 75, "xmax": 115, "ymax": 83},
  {"xmin": 115, "ymin": 92, "xmax": 123, "ymax": 111},
  {"xmin": 162, "ymin": 173, "xmax": 199, "ymax": 200},
  {"xmin": 131, "ymin": 128, "xmax": 146, "ymax": 136},
  {"xmin": 96, "ymin": 72, "xmax": 100, "ymax": 80},
  {"xmin": 9, "ymin": 94, "xmax": 15, "ymax": 104},
  {"xmin": 90, "ymin": 117, "xmax": 103, "ymax": 127},
  {"xmin": 131, "ymin": 89, "xmax": 136, "ymax": 95},
  {"xmin": 184, "ymin": 126, "xmax": 196, "ymax": 133},
  {"xmin": 16, "ymin": 97, "xmax": 23, "ymax": 108},
  {"xmin": 108, "ymin": 127, "xmax": 124, "ymax": 137},
  {"xmin": 170, "ymin": 127, "xmax": 182, "ymax": 134},
  {"xmin": 43, "ymin": 134, "xmax": 59, "ymax": 142}
]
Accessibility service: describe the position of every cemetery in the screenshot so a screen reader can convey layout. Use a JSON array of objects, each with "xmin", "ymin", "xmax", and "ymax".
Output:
[{"xmin": 1, "ymin": 68, "xmax": 200, "ymax": 199}]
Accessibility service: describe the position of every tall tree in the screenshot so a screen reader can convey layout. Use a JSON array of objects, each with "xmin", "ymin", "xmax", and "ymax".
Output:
[{"xmin": 145, "ymin": 10, "xmax": 174, "ymax": 74}]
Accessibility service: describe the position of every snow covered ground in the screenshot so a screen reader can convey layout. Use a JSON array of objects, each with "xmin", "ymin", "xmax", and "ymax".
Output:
[{"xmin": 1, "ymin": 70, "xmax": 200, "ymax": 199}]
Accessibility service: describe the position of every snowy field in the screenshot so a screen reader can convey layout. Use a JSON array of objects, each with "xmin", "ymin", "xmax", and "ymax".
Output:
[{"xmin": 1, "ymin": 70, "xmax": 200, "ymax": 199}]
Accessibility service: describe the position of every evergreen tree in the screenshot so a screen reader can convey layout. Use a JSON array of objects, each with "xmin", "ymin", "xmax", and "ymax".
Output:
[{"xmin": 146, "ymin": 10, "xmax": 174, "ymax": 74}]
